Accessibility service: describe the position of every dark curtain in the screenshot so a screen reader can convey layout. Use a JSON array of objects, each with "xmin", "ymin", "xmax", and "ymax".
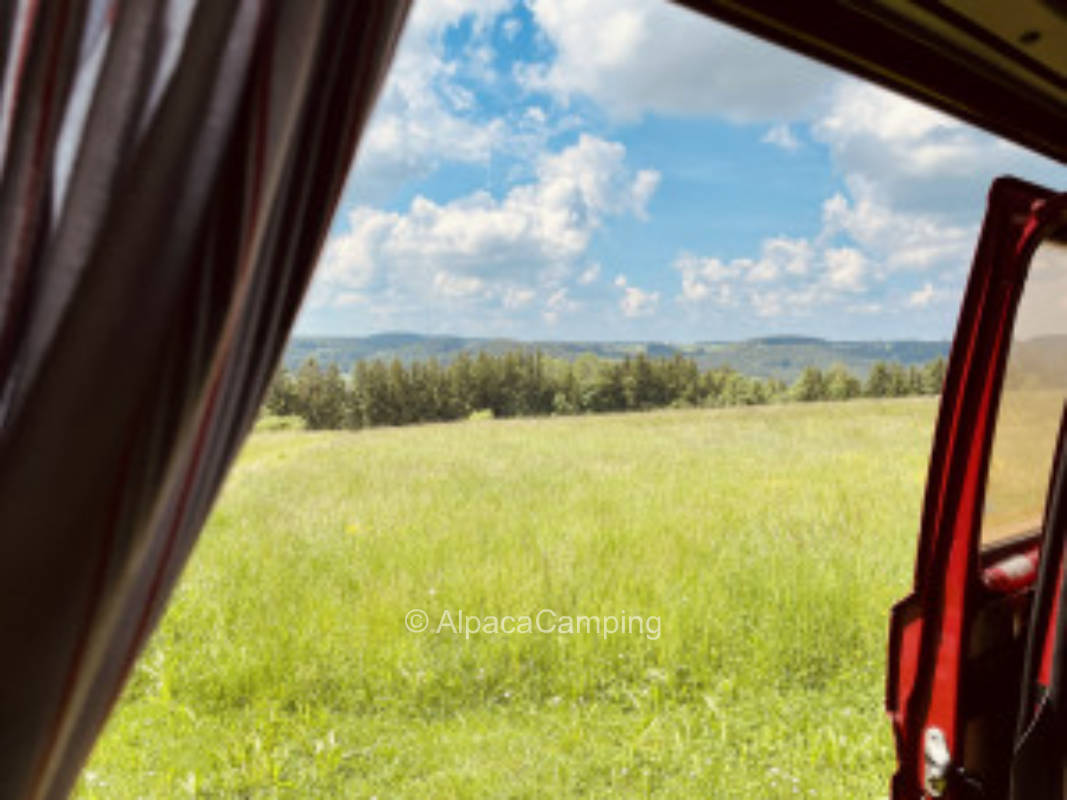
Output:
[{"xmin": 0, "ymin": 1, "xmax": 410, "ymax": 796}]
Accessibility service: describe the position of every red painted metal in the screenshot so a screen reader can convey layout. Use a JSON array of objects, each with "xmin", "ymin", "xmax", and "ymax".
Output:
[{"xmin": 887, "ymin": 178, "xmax": 1067, "ymax": 799}]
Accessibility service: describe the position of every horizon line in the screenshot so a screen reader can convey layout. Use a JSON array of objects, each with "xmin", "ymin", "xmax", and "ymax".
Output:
[{"xmin": 288, "ymin": 331, "xmax": 954, "ymax": 345}]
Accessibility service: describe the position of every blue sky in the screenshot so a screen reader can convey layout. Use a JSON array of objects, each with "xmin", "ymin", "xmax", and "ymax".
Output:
[{"xmin": 296, "ymin": 0, "xmax": 1067, "ymax": 342}]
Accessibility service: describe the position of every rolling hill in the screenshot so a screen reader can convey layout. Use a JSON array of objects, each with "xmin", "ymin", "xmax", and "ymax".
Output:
[
  {"xmin": 1005, "ymin": 334, "xmax": 1067, "ymax": 388},
  {"xmin": 283, "ymin": 333, "xmax": 949, "ymax": 382}
]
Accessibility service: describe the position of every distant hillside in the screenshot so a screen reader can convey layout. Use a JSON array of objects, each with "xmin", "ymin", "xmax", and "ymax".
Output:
[
  {"xmin": 683, "ymin": 337, "xmax": 950, "ymax": 380},
  {"xmin": 1005, "ymin": 334, "xmax": 1067, "ymax": 389},
  {"xmin": 283, "ymin": 333, "xmax": 949, "ymax": 381}
]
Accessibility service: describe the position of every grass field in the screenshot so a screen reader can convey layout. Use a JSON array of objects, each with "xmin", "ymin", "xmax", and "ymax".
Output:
[{"xmin": 75, "ymin": 398, "xmax": 937, "ymax": 798}]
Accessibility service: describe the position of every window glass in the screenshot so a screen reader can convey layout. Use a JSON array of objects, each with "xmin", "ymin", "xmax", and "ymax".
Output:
[{"xmin": 982, "ymin": 237, "xmax": 1067, "ymax": 544}]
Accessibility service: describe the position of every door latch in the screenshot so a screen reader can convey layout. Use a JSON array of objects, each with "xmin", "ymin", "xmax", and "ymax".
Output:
[
  {"xmin": 924, "ymin": 727, "xmax": 951, "ymax": 797},
  {"xmin": 923, "ymin": 726, "xmax": 986, "ymax": 798}
]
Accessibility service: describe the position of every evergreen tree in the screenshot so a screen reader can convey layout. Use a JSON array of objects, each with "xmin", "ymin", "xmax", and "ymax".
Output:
[
  {"xmin": 360, "ymin": 360, "xmax": 392, "ymax": 426},
  {"xmin": 922, "ymin": 357, "xmax": 947, "ymax": 395},
  {"xmin": 317, "ymin": 363, "xmax": 347, "ymax": 429},
  {"xmin": 386, "ymin": 359, "xmax": 411, "ymax": 425},
  {"xmin": 792, "ymin": 366, "xmax": 827, "ymax": 402},
  {"xmin": 263, "ymin": 348, "xmax": 944, "ymax": 431},
  {"xmin": 865, "ymin": 362, "xmax": 893, "ymax": 397},
  {"xmin": 887, "ymin": 363, "xmax": 910, "ymax": 397},
  {"xmin": 264, "ymin": 367, "xmax": 298, "ymax": 416},
  {"xmin": 825, "ymin": 363, "xmax": 861, "ymax": 401}
]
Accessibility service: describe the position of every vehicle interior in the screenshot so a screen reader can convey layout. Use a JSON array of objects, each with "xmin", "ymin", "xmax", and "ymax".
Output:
[
  {"xmin": 0, "ymin": 0, "xmax": 1064, "ymax": 798},
  {"xmin": 884, "ymin": 181, "xmax": 1066, "ymax": 800}
]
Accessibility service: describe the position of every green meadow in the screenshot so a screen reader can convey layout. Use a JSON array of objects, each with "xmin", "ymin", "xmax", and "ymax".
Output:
[{"xmin": 76, "ymin": 399, "xmax": 936, "ymax": 798}]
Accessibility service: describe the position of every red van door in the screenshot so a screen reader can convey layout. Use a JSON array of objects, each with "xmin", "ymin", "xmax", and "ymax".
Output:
[{"xmin": 887, "ymin": 177, "xmax": 1067, "ymax": 800}]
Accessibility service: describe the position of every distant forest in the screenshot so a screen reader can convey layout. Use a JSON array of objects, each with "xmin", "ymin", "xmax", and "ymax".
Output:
[
  {"xmin": 263, "ymin": 351, "xmax": 947, "ymax": 431},
  {"xmin": 282, "ymin": 333, "xmax": 949, "ymax": 382}
]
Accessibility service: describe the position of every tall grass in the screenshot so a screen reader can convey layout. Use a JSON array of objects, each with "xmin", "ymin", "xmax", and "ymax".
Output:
[{"xmin": 77, "ymin": 398, "xmax": 935, "ymax": 798}]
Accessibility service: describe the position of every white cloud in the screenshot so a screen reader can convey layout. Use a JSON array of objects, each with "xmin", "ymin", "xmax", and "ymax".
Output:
[
  {"xmin": 503, "ymin": 286, "xmax": 536, "ymax": 308},
  {"xmin": 741, "ymin": 258, "xmax": 775, "ymax": 283},
  {"xmin": 748, "ymin": 287, "xmax": 823, "ymax": 318},
  {"xmin": 761, "ymin": 123, "xmax": 800, "ymax": 151},
  {"xmin": 824, "ymin": 247, "xmax": 867, "ymax": 291},
  {"xmin": 658, "ymin": 50, "xmax": 1060, "ymax": 334},
  {"xmin": 819, "ymin": 177, "xmax": 975, "ymax": 273},
  {"xmin": 434, "ymin": 271, "xmax": 485, "ymax": 298},
  {"xmin": 317, "ymin": 208, "xmax": 399, "ymax": 290},
  {"xmin": 520, "ymin": 0, "xmax": 837, "ymax": 122},
  {"xmin": 907, "ymin": 282, "xmax": 937, "ymax": 308},
  {"xmin": 674, "ymin": 237, "xmax": 813, "ymax": 302},
  {"xmin": 519, "ymin": 1, "xmax": 1063, "ymax": 220},
  {"xmin": 502, "ymin": 17, "xmax": 522, "ymax": 40},
  {"xmin": 816, "ymin": 81, "xmax": 954, "ymax": 151},
  {"xmin": 620, "ymin": 286, "xmax": 660, "ymax": 317},
  {"xmin": 343, "ymin": 1, "xmax": 510, "ymax": 196},
  {"xmin": 750, "ymin": 291, "xmax": 783, "ymax": 318},
  {"xmin": 524, "ymin": 105, "xmax": 547, "ymax": 124},
  {"xmin": 813, "ymin": 80, "xmax": 1066, "ymax": 222},
  {"xmin": 317, "ymin": 135, "xmax": 659, "ymax": 315},
  {"xmin": 767, "ymin": 237, "xmax": 813, "ymax": 276},
  {"xmin": 674, "ymin": 254, "xmax": 737, "ymax": 298},
  {"xmin": 314, "ymin": 0, "xmax": 1067, "ymax": 339},
  {"xmin": 334, "ymin": 292, "xmax": 367, "ymax": 307},
  {"xmin": 547, "ymin": 287, "xmax": 572, "ymax": 308},
  {"xmin": 345, "ymin": 0, "xmax": 555, "ymax": 199},
  {"xmin": 578, "ymin": 263, "xmax": 601, "ymax": 284},
  {"xmin": 847, "ymin": 302, "xmax": 884, "ymax": 315},
  {"xmin": 630, "ymin": 169, "xmax": 662, "ymax": 219},
  {"xmin": 544, "ymin": 287, "xmax": 580, "ymax": 324},
  {"xmin": 672, "ymin": 223, "xmax": 895, "ymax": 321}
]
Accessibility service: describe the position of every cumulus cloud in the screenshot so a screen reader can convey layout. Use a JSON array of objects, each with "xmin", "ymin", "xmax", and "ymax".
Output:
[
  {"xmin": 578, "ymin": 263, "xmax": 601, "ymax": 284},
  {"xmin": 813, "ymin": 80, "xmax": 1065, "ymax": 223},
  {"xmin": 847, "ymin": 302, "xmax": 883, "ymax": 315},
  {"xmin": 824, "ymin": 248, "xmax": 867, "ymax": 291},
  {"xmin": 502, "ymin": 16, "xmax": 522, "ymax": 40},
  {"xmin": 543, "ymin": 286, "xmax": 581, "ymax": 324},
  {"xmin": 347, "ymin": 0, "xmax": 589, "ymax": 201},
  {"xmin": 316, "ymin": 135, "xmax": 659, "ymax": 319},
  {"xmin": 315, "ymin": 0, "xmax": 1066, "ymax": 339},
  {"xmin": 691, "ymin": 53, "xmax": 1064, "ymax": 331},
  {"xmin": 519, "ymin": 0, "xmax": 836, "ymax": 121},
  {"xmin": 761, "ymin": 237, "xmax": 813, "ymax": 277},
  {"xmin": 674, "ymin": 225, "xmax": 958, "ymax": 324},
  {"xmin": 674, "ymin": 254, "xmax": 737, "ymax": 297},
  {"xmin": 819, "ymin": 177, "xmax": 976, "ymax": 276},
  {"xmin": 906, "ymin": 282, "xmax": 938, "ymax": 308},
  {"xmin": 674, "ymin": 236, "xmax": 814, "ymax": 303},
  {"xmin": 620, "ymin": 286, "xmax": 660, "ymax": 317},
  {"xmin": 673, "ymin": 218, "xmax": 914, "ymax": 321},
  {"xmin": 334, "ymin": 292, "xmax": 366, "ymax": 307},
  {"xmin": 748, "ymin": 286, "xmax": 826, "ymax": 318},
  {"xmin": 503, "ymin": 286, "xmax": 536, "ymax": 308},
  {"xmin": 434, "ymin": 271, "xmax": 485, "ymax": 298},
  {"xmin": 761, "ymin": 123, "xmax": 801, "ymax": 151},
  {"xmin": 345, "ymin": 0, "xmax": 514, "ymax": 196}
]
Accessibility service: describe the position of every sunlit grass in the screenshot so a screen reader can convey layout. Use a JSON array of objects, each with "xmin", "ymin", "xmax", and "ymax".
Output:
[
  {"xmin": 77, "ymin": 398, "xmax": 935, "ymax": 798},
  {"xmin": 983, "ymin": 387, "xmax": 1066, "ymax": 542}
]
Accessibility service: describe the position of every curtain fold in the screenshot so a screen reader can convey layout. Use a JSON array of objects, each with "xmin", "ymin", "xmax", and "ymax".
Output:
[{"xmin": 0, "ymin": 2, "xmax": 410, "ymax": 796}]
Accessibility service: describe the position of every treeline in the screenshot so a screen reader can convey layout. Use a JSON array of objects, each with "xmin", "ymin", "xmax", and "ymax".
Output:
[{"xmin": 263, "ymin": 351, "xmax": 947, "ymax": 430}]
